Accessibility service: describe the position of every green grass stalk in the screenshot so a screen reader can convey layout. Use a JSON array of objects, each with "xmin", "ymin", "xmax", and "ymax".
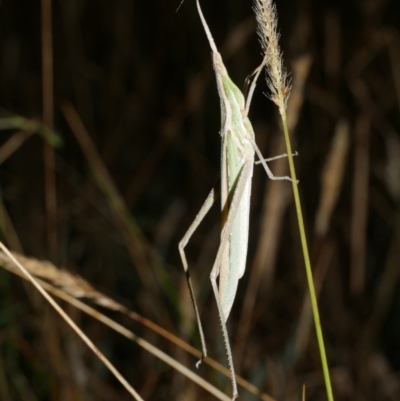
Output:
[
  {"xmin": 254, "ymin": 0, "xmax": 335, "ymax": 399},
  {"xmin": 281, "ymin": 111, "xmax": 334, "ymax": 401}
]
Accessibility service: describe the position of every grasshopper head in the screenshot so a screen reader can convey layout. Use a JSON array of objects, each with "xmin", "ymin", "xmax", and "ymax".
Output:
[{"xmin": 213, "ymin": 52, "xmax": 228, "ymax": 77}]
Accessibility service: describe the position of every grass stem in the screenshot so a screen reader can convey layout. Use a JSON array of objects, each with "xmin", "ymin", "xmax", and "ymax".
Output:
[{"xmin": 281, "ymin": 111, "xmax": 335, "ymax": 401}]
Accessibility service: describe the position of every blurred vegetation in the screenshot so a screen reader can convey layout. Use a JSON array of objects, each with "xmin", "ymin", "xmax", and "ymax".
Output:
[{"xmin": 0, "ymin": 0, "xmax": 400, "ymax": 400}]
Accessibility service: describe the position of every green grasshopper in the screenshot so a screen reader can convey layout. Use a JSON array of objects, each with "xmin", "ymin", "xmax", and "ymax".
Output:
[{"xmin": 179, "ymin": 1, "xmax": 295, "ymax": 398}]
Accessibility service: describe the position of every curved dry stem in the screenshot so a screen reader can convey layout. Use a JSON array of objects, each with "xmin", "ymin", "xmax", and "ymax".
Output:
[
  {"xmin": 0, "ymin": 243, "xmax": 144, "ymax": 401},
  {"xmin": 0, "ymin": 249, "xmax": 277, "ymax": 401}
]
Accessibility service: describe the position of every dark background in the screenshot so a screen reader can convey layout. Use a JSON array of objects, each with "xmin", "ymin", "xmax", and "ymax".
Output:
[{"xmin": 0, "ymin": 0, "xmax": 400, "ymax": 400}]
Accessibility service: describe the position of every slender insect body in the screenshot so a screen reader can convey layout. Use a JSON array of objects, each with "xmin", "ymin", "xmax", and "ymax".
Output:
[
  {"xmin": 179, "ymin": 2, "xmax": 295, "ymax": 399},
  {"xmin": 212, "ymin": 52, "xmax": 256, "ymax": 321},
  {"xmin": 223, "ymin": 158, "xmax": 253, "ymax": 321},
  {"xmin": 222, "ymin": 127, "xmax": 254, "ymax": 321}
]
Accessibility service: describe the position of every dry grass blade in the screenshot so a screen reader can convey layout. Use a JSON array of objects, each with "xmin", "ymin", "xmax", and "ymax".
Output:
[
  {"xmin": 315, "ymin": 119, "xmax": 350, "ymax": 236},
  {"xmin": 0, "ymin": 243, "xmax": 144, "ymax": 401},
  {"xmin": 350, "ymin": 116, "xmax": 370, "ymax": 295},
  {"xmin": 0, "ymin": 130, "xmax": 33, "ymax": 165},
  {"xmin": 60, "ymin": 101, "xmax": 176, "ymax": 307},
  {"xmin": 0, "ymin": 249, "xmax": 276, "ymax": 401},
  {"xmin": 41, "ymin": 0, "xmax": 57, "ymax": 258},
  {"xmin": 0, "ymin": 199, "xmax": 23, "ymax": 253},
  {"xmin": 388, "ymin": 29, "xmax": 400, "ymax": 113}
]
